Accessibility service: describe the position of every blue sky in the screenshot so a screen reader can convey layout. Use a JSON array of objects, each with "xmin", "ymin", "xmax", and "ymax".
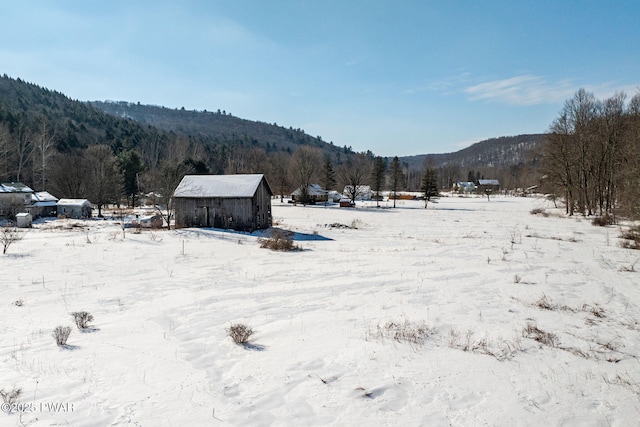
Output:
[{"xmin": 2, "ymin": 1, "xmax": 639, "ymax": 156}]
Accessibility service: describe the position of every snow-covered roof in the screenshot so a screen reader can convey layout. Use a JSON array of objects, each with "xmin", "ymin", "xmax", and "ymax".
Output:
[
  {"xmin": 57, "ymin": 198, "xmax": 92, "ymax": 207},
  {"xmin": 455, "ymin": 182, "xmax": 477, "ymax": 188},
  {"xmin": 173, "ymin": 174, "xmax": 270, "ymax": 198},
  {"xmin": 0, "ymin": 182, "xmax": 33, "ymax": 193},
  {"xmin": 292, "ymin": 184, "xmax": 327, "ymax": 197},
  {"xmin": 32, "ymin": 191, "xmax": 59, "ymax": 206},
  {"xmin": 478, "ymin": 179, "xmax": 500, "ymax": 186}
]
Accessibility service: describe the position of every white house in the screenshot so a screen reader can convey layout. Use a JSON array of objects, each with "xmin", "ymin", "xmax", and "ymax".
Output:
[
  {"xmin": 291, "ymin": 184, "xmax": 328, "ymax": 204},
  {"xmin": 0, "ymin": 182, "xmax": 33, "ymax": 218}
]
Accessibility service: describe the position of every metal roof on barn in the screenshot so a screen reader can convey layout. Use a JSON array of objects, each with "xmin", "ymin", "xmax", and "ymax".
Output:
[
  {"xmin": 57, "ymin": 198, "xmax": 92, "ymax": 207},
  {"xmin": 173, "ymin": 174, "xmax": 271, "ymax": 198}
]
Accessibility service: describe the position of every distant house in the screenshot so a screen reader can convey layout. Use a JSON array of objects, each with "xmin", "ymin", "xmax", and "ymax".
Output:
[
  {"xmin": 477, "ymin": 179, "xmax": 500, "ymax": 194},
  {"xmin": 57, "ymin": 199, "xmax": 93, "ymax": 219},
  {"xmin": 173, "ymin": 174, "xmax": 273, "ymax": 231},
  {"xmin": 343, "ymin": 185, "xmax": 372, "ymax": 201},
  {"xmin": 328, "ymin": 190, "xmax": 343, "ymax": 203},
  {"xmin": 453, "ymin": 182, "xmax": 477, "ymax": 195},
  {"xmin": 0, "ymin": 182, "xmax": 33, "ymax": 219},
  {"xmin": 29, "ymin": 191, "xmax": 59, "ymax": 218},
  {"xmin": 291, "ymin": 184, "xmax": 328, "ymax": 204}
]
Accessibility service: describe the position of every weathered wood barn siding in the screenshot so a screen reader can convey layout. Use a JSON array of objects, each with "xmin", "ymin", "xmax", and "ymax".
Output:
[{"xmin": 173, "ymin": 174, "xmax": 272, "ymax": 231}]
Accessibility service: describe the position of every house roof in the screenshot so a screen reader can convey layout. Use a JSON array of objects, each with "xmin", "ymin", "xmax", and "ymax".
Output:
[
  {"xmin": 32, "ymin": 191, "xmax": 59, "ymax": 206},
  {"xmin": 455, "ymin": 182, "xmax": 477, "ymax": 188},
  {"xmin": 0, "ymin": 182, "xmax": 34, "ymax": 193},
  {"xmin": 478, "ymin": 179, "xmax": 500, "ymax": 186},
  {"xmin": 292, "ymin": 184, "xmax": 327, "ymax": 197},
  {"xmin": 173, "ymin": 174, "xmax": 271, "ymax": 198}
]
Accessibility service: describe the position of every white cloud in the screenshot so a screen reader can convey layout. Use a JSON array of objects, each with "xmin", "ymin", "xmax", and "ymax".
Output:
[
  {"xmin": 464, "ymin": 75, "xmax": 574, "ymax": 105},
  {"xmin": 464, "ymin": 75, "xmax": 640, "ymax": 106}
]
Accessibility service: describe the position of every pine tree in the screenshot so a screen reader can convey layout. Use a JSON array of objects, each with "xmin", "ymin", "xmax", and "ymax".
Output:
[
  {"xmin": 390, "ymin": 156, "xmax": 402, "ymax": 208},
  {"xmin": 421, "ymin": 167, "xmax": 439, "ymax": 209},
  {"xmin": 372, "ymin": 156, "xmax": 386, "ymax": 207}
]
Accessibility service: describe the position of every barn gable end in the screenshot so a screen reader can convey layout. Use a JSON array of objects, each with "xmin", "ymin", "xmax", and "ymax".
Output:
[{"xmin": 173, "ymin": 174, "xmax": 272, "ymax": 231}]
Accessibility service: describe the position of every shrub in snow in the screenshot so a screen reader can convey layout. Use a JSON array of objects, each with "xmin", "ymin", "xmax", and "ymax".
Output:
[
  {"xmin": 0, "ymin": 387, "xmax": 22, "ymax": 413},
  {"xmin": 0, "ymin": 387, "xmax": 21, "ymax": 405},
  {"xmin": 258, "ymin": 229, "xmax": 298, "ymax": 251},
  {"xmin": 534, "ymin": 294, "xmax": 554, "ymax": 310},
  {"xmin": 619, "ymin": 226, "xmax": 640, "ymax": 250},
  {"xmin": 52, "ymin": 326, "xmax": 72, "ymax": 346},
  {"xmin": 369, "ymin": 319, "xmax": 434, "ymax": 345},
  {"xmin": 591, "ymin": 215, "xmax": 614, "ymax": 226},
  {"xmin": 529, "ymin": 208, "xmax": 548, "ymax": 217},
  {"xmin": 71, "ymin": 311, "xmax": 94, "ymax": 329},
  {"xmin": 522, "ymin": 322, "xmax": 558, "ymax": 347},
  {"xmin": 226, "ymin": 323, "xmax": 254, "ymax": 344}
]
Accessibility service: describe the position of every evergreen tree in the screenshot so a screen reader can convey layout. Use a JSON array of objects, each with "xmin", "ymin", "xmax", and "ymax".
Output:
[
  {"xmin": 390, "ymin": 156, "xmax": 402, "ymax": 208},
  {"xmin": 117, "ymin": 149, "xmax": 145, "ymax": 207},
  {"xmin": 372, "ymin": 156, "xmax": 386, "ymax": 207},
  {"xmin": 421, "ymin": 167, "xmax": 439, "ymax": 209},
  {"xmin": 321, "ymin": 157, "xmax": 336, "ymax": 205}
]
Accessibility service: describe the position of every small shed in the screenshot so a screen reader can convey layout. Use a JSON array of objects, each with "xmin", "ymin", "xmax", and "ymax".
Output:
[
  {"xmin": 16, "ymin": 212, "xmax": 32, "ymax": 228},
  {"xmin": 173, "ymin": 174, "xmax": 273, "ymax": 231},
  {"xmin": 57, "ymin": 199, "xmax": 93, "ymax": 219}
]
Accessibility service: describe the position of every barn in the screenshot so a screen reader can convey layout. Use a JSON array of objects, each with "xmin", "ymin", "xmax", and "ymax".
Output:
[
  {"xmin": 57, "ymin": 199, "xmax": 93, "ymax": 219},
  {"xmin": 173, "ymin": 174, "xmax": 273, "ymax": 231},
  {"xmin": 477, "ymin": 179, "xmax": 500, "ymax": 194}
]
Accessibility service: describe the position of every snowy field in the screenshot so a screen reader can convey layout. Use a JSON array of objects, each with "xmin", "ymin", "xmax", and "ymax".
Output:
[{"xmin": 2, "ymin": 194, "xmax": 640, "ymax": 426}]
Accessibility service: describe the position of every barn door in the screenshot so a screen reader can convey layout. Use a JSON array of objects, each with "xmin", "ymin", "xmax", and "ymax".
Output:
[{"xmin": 195, "ymin": 206, "xmax": 212, "ymax": 227}]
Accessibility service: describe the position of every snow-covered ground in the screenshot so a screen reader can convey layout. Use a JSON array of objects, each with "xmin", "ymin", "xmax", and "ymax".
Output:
[{"xmin": 2, "ymin": 195, "xmax": 639, "ymax": 426}]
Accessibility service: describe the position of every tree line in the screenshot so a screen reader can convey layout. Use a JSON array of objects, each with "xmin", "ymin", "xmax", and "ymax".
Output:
[{"xmin": 542, "ymin": 89, "xmax": 640, "ymax": 219}]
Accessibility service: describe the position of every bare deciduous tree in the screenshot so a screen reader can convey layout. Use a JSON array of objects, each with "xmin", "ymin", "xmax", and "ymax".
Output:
[
  {"xmin": 290, "ymin": 146, "xmax": 322, "ymax": 205},
  {"xmin": 33, "ymin": 116, "xmax": 56, "ymax": 191},
  {"xmin": 1, "ymin": 226, "xmax": 23, "ymax": 254},
  {"xmin": 84, "ymin": 145, "xmax": 122, "ymax": 217},
  {"xmin": 339, "ymin": 153, "xmax": 372, "ymax": 204},
  {"xmin": 543, "ymin": 89, "xmax": 640, "ymax": 219}
]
